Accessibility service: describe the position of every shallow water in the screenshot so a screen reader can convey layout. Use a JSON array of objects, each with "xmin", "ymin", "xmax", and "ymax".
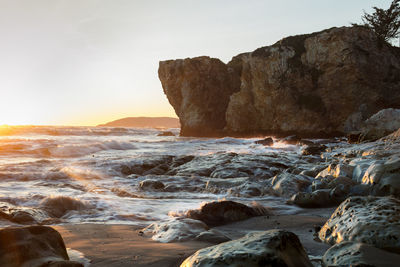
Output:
[{"xmin": 0, "ymin": 126, "xmax": 309, "ymax": 227}]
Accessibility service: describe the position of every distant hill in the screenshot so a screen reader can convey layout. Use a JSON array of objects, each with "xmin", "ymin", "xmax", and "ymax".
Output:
[{"xmin": 97, "ymin": 117, "xmax": 180, "ymax": 128}]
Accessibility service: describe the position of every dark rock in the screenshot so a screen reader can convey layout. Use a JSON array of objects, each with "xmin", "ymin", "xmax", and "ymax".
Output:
[
  {"xmin": 43, "ymin": 261, "xmax": 84, "ymax": 267},
  {"xmin": 0, "ymin": 226, "xmax": 83, "ymax": 267},
  {"xmin": 348, "ymin": 132, "xmax": 362, "ymax": 144},
  {"xmin": 298, "ymin": 139, "xmax": 315, "ymax": 146},
  {"xmin": 120, "ymin": 155, "xmax": 174, "ymax": 175},
  {"xmin": 185, "ymin": 200, "xmax": 267, "ymax": 227},
  {"xmin": 160, "ymin": 27, "xmax": 400, "ymax": 138},
  {"xmin": 40, "ymin": 196, "xmax": 88, "ymax": 218},
  {"xmin": 282, "ymin": 135, "xmax": 302, "ymax": 145},
  {"xmin": 301, "ymin": 144, "xmax": 327, "ymax": 155},
  {"xmin": 139, "ymin": 179, "xmax": 165, "ymax": 191},
  {"xmin": 157, "ymin": 131, "xmax": 175, "ymax": 136},
  {"xmin": 254, "ymin": 137, "xmax": 274, "ymax": 146},
  {"xmin": 10, "ymin": 211, "xmax": 38, "ymax": 224}
]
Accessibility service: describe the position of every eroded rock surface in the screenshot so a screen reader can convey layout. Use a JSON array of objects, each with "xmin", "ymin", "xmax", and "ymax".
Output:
[
  {"xmin": 160, "ymin": 26, "xmax": 400, "ymax": 137},
  {"xmin": 323, "ymin": 241, "xmax": 400, "ymax": 267},
  {"xmin": 318, "ymin": 196, "xmax": 400, "ymax": 252},
  {"xmin": 180, "ymin": 230, "xmax": 313, "ymax": 267},
  {"xmin": 159, "ymin": 56, "xmax": 241, "ymax": 136}
]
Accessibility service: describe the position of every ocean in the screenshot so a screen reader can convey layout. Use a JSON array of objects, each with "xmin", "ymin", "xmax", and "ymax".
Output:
[{"xmin": 0, "ymin": 126, "xmax": 309, "ymax": 227}]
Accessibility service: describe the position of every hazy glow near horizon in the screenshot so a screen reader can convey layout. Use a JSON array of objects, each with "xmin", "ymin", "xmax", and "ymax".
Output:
[{"xmin": 0, "ymin": 0, "xmax": 393, "ymax": 126}]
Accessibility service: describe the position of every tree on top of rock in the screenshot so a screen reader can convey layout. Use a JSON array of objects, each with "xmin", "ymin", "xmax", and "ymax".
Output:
[{"xmin": 357, "ymin": 0, "xmax": 400, "ymax": 45}]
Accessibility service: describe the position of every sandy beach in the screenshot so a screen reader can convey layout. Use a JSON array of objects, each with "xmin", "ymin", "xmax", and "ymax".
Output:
[{"xmin": 55, "ymin": 211, "xmax": 333, "ymax": 266}]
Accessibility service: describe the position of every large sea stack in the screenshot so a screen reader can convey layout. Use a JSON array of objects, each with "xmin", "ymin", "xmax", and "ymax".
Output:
[{"xmin": 159, "ymin": 26, "xmax": 400, "ymax": 137}]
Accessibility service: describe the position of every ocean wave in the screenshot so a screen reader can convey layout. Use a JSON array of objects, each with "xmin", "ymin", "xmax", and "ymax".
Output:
[
  {"xmin": 0, "ymin": 125, "xmax": 161, "ymax": 137},
  {"xmin": 0, "ymin": 139, "xmax": 136, "ymax": 158}
]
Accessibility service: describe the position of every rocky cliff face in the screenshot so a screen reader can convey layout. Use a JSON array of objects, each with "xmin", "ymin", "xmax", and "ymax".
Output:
[{"xmin": 159, "ymin": 27, "xmax": 400, "ymax": 137}]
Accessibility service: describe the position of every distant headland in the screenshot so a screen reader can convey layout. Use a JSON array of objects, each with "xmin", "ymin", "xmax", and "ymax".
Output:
[{"xmin": 97, "ymin": 117, "xmax": 180, "ymax": 128}]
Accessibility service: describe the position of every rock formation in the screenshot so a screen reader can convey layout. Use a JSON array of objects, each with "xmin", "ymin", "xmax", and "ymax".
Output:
[
  {"xmin": 159, "ymin": 26, "xmax": 400, "ymax": 137},
  {"xmin": 180, "ymin": 230, "xmax": 313, "ymax": 267},
  {"xmin": 318, "ymin": 196, "xmax": 400, "ymax": 252}
]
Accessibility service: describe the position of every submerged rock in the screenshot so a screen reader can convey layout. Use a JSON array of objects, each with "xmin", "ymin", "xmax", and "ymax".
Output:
[
  {"xmin": 0, "ymin": 226, "xmax": 83, "ymax": 267},
  {"xmin": 319, "ymin": 196, "xmax": 400, "ymax": 252},
  {"xmin": 281, "ymin": 135, "xmax": 302, "ymax": 145},
  {"xmin": 301, "ymin": 144, "xmax": 327, "ymax": 156},
  {"xmin": 160, "ymin": 26, "xmax": 400, "ymax": 137},
  {"xmin": 180, "ymin": 230, "xmax": 313, "ymax": 267},
  {"xmin": 185, "ymin": 200, "xmax": 268, "ymax": 227},
  {"xmin": 139, "ymin": 179, "xmax": 165, "ymax": 191},
  {"xmin": 254, "ymin": 137, "xmax": 274, "ymax": 146},
  {"xmin": 323, "ymin": 241, "xmax": 400, "ymax": 267},
  {"xmin": 40, "ymin": 196, "xmax": 88, "ymax": 218},
  {"xmin": 157, "ymin": 131, "xmax": 175, "ymax": 136}
]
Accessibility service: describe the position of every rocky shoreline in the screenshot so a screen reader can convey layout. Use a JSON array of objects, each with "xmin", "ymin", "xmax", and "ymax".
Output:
[
  {"xmin": 141, "ymin": 128, "xmax": 400, "ymax": 266},
  {"xmin": 1, "ymin": 127, "xmax": 399, "ymax": 266}
]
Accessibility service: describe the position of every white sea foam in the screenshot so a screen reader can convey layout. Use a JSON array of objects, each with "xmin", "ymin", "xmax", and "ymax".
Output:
[{"xmin": 0, "ymin": 126, "xmax": 314, "ymax": 225}]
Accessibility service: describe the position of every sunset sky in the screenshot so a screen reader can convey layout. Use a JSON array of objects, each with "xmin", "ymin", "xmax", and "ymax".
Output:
[{"xmin": 0, "ymin": 0, "xmax": 393, "ymax": 126}]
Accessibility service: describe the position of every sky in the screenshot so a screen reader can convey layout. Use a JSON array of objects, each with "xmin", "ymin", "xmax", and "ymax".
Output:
[{"xmin": 0, "ymin": 0, "xmax": 394, "ymax": 126}]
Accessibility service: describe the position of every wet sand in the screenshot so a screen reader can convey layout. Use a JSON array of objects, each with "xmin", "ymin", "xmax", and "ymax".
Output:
[
  {"xmin": 55, "ymin": 224, "xmax": 214, "ymax": 267},
  {"xmin": 55, "ymin": 213, "xmax": 332, "ymax": 266}
]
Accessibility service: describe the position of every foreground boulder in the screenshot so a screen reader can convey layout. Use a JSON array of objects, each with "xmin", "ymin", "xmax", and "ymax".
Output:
[
  {"xmin": 323, "ymin": 241, "xmax": 400, "ymax": 267},
  {"xmin": 185, "ymin": 200, "xmax": 268, "ymax": 227},
  {"xmin": 0, "ymin": 226, "xmax": 83, "ymax": 267},
  {"xmin": 180, "ymin": 230, "xmax": 313, "ymax": 267},
  {"xmin": 319, "ymin": 196, "xmax": 400, "ymax": 252},
  {"xmin": 160, "ymin": 26, "xmax": 400, "ymax": 137}
]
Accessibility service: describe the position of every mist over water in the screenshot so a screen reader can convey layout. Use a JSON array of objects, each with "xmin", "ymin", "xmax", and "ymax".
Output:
[{"xmin": 0, "ymin": 126, "xmax": 303, "ymax": 227}]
